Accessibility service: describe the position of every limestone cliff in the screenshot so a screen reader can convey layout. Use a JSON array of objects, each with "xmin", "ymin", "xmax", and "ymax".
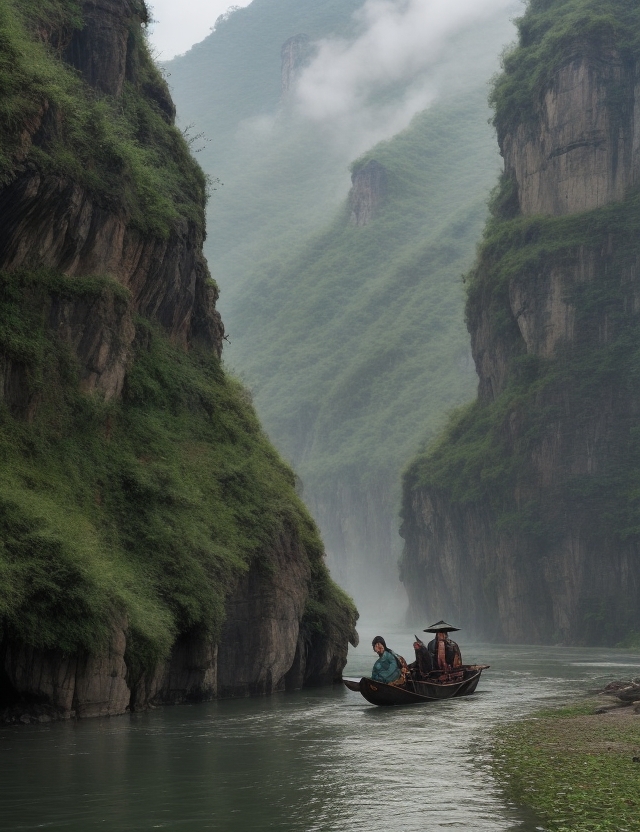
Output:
[
  {"xmin": 348, "ymin": 160, "xmax": 388, "ymax": 227},
  {"xmin": 501, "ymin": 42, "xmax": 640, "ymax": 218},
  {"xmin": 400, "ymin": 0, "xmax": 640, "ymax": 645},
  {"xmin": 0, "ymin": 0, "xmax": 356, "ymax": 724},
  {"xmin": 281, "ymin": 33, "xmax": 311, "ymax": 96}
]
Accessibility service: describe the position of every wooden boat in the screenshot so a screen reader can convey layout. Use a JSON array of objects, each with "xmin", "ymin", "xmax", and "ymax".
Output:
[{"xmin": 342, "ymin": 665, "xmax": 489, "ymax": 706}]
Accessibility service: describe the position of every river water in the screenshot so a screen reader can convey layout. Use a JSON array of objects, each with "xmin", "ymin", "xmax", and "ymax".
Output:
[{"xmin": 1, "ymin": 633, "xmax": 639, "ymax": 831}]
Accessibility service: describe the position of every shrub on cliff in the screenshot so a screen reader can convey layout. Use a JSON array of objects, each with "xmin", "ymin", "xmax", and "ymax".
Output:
[
  {"xmin": 491, "ymin": 0, "xmax": 640, "ymax": 139},
  {"xmin": 0, "ymin": 0, "xmax": 205, "ymax": 236},
  {"xmin": 0, "ymin": 268, "xmax": 351, "ymax": 671}
]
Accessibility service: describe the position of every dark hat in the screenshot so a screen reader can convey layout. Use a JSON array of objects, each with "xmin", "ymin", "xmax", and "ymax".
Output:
[{"xmin": 423, "ymin": 619, "xmax": 460, "ymax": 633}]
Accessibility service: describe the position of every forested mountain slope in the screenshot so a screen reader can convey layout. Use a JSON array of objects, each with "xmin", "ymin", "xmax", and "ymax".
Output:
[
  {"xmin": 0, "ymin": 0, "xmax": 356, "ymax": 724},
  {"xmin": 226, "ymin": 92, "xmax": 497, "ymax": 601},
  {"xmin": 166, "ymin": 0, "xmax": 517, "ymax": 609},
  {"xmin": 166, "ymin": 0, "xmax": 368, "ymax": 311},
  {"xmin": 401, "ymin": 0, "xmax": 640, "ymax": 644}
]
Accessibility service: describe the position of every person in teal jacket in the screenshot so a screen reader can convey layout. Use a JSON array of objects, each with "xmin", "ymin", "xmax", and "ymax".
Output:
[{"xmin": 371, "ymin": 636, "xmax": 402, "ymax": 683}]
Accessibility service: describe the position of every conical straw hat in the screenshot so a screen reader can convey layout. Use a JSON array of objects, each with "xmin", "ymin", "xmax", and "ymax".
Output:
[{"xmin": 423, "ymin": 619, "xmax": 460, "ymax": 633}]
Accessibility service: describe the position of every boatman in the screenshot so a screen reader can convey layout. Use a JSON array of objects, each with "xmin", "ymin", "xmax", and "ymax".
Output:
[
  {"xmin": 370, "ymin": 636, "xmax": 407, "ymax": 685},
  {"xmin": 423, "ymin": 620, "xmax": 463, "ymax": 672},
  {"xmin": 410, "ymin": 636, "xmax": 434, "ymax": 679}
]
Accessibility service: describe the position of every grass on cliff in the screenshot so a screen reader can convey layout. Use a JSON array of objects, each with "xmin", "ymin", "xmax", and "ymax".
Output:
[
  {"xmin": 491, "ymin": 0, "xmax": 640, "ymax": 140},
  {"xmin": 0, "ymin": 268, "xmax": 355, "ymax": 672},
  {"xmin": 226, "ymin": 89, "xmax": 498, "ymax": 503},
  {"xmin": 404, "ymin": 186, "xmax": 640, "ymax": 513},
  {"xmin": 0, "ymin": 0, "xmax": 206, "ymax": 236},
  {"xmin": 492, "ymin": 706, "xmax": 640, "ymax": 831},
  {"xmin": 432, "ymin": 0, "xmax": 640, "ymax": 519}
]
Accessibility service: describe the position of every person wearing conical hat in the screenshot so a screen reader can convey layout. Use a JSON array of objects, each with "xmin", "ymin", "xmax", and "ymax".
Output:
[{"xmin": 424, "ymin": 620, "xmax": 462, "ymax": 672}]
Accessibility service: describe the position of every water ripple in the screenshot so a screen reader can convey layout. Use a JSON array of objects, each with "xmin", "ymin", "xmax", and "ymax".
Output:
[{"xmin": 0, "ymin": 641, "xmax": 638, "ymax": 830}]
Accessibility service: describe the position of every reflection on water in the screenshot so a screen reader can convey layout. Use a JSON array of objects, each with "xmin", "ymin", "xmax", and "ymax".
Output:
[
  {"xmin": 569, "ymin": 662, "xmax": 640, "ymax": 667},
  {"xmin": 0, "ymin": 638, "xmax": 638, "ymax": 831}
]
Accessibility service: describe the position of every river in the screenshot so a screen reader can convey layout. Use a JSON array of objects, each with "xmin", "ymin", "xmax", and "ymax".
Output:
[{"xmin": 1, "ymin": 632, "xmax": 639, "ymax": 831}]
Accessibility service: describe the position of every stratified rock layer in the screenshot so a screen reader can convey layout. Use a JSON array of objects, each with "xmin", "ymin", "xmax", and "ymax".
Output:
[
  {"xmin": 400, "ymin": 15, "xmax": 640, "ymax": 644},
  {"xmin": 0, "ymin": 0, "xmax": 356, "ymax": 723}
]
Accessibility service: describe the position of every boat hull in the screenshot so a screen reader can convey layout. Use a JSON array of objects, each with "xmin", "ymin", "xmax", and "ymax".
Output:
[{"xmin": 343, "ymin": 666, "xmax": 487, "ymax": 706}]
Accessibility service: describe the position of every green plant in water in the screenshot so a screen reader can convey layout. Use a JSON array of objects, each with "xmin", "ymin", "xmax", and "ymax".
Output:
[{"xmin": 492, "ymin": 706, "xmax": 640, "ymax": 831}]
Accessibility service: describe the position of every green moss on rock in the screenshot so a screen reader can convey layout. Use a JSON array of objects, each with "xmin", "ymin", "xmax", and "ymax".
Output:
[
  {"xmin": 0, "ymin": 269, "xmax": 347, "ymax": 670},
  {"xmin": 0, "ymin": 0, "xmax": 205, "ymax": 236},
  {"xmin": 490, "ymin": 0, "xmax": 640, "ymax": 141}
]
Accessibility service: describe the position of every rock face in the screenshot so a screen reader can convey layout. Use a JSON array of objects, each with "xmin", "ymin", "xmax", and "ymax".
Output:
[
  {"xmin": 2, "ymin": 622, "xmax": 130, "ymax": 719},
  {"xmin": 501, "ymin": 44, "xmax": 640, "ymax": 217},
  {"xmin": 216, "ymin": 531, "xmax": 311, "ymax": 698},
  {"xmin": 0, "ymin": 171, "xmax": 221, "ymax": 351},
  {"xmin": 66, "ymin": 0, "xmax": 149, "ymax": 98},
  {"xmin": 400, "ymin": 11, "xmax": 640, "ymax": 645},
  {"xmin": 281, "ymin": 34, "xmax": 311, "ymax": 96},
  {"xmin": 0, "ymin": 0, "xmax": 357, "ymax": 723},
  {"xmin": 0, "ymin": 522, "xmax": 356, "ymax": 721},
  {"xmin": 348, "ymin": 160, "xmax": 388, "ymax": 226}
]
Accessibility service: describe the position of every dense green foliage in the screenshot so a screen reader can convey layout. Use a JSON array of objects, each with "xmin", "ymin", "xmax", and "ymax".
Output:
[
  {"xmin": 228, "ymin": 92, "xmax": 494, "ymax": 492},
  {"xmin": 166, "ymin": 1, "xmax": 516, "ymax": 598},
  {"xmin": 0, "ymin": 0, "xmax": 355, "ymax": 670},
  {"xmin": 0, "ymin": 268, "xmax": 351, "ymax": 667},
  {"xmin": 0, "ymin": 0, "xmax": 206, "ymax": 236},
  {"xmin": 492, "ymin": 705, "xmax": 640, "ymax": 831},
  {"xmin": 491, "ymin": 0, "xmax": 640, "ymax": 138},
  {"xmin": 405, "ymin": 188, "xmax": 640, "ymax": 535}
]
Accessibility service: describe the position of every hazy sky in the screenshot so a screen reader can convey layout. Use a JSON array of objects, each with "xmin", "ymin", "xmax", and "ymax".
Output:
[
  {"xmin": 146, "ymin": 0, "xmax": 252, "ymax": 59},
  {"xmin": 147, "ymin": 0, "xmax": 518, "ymax": 160}
]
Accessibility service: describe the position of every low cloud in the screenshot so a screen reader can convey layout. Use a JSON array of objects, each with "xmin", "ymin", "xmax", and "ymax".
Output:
[{"xmin": 293, "ymin": 0, "xmax": 519, "ymax": 156}]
